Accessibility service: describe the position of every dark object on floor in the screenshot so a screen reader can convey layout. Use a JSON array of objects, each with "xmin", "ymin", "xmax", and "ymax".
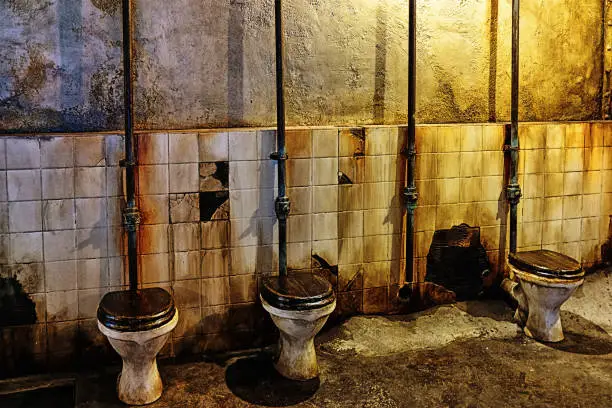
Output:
[
  {"xmin": 509, "ymin": 250, "xmax": 582, "ymax": 279},
  {"xmin": 425, "ymin": 224, "xmax": 490, "ymax": 300},
  {"xmin": 260, "ymin": 272, "xmax": 335, "ymax": 311},
  {"xmin": 0, "ymin": 384, "xmax": 75, "ymax": 408},
  {"xmin": 97, "ymin": 287, "xmax": 175, "ymax": 332},
  {"xmin": 225, "ymin": 354, "xmax": 319, "ymax": 407}
]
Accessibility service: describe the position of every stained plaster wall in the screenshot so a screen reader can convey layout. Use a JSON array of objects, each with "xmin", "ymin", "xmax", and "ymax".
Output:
[{"xmin": 0, "ymin": 0, "xmax": 604, "ymax": 133}]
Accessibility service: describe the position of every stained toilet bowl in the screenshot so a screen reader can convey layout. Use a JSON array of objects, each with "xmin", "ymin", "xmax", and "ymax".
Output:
[
  {"xmin": 503, "ymin": 250, "xmax": 584, "ymax": 343},
  {"xmin": 261, "ymin": 273, "xmax": 336, "ymax": 381},
  {"xmin": 97, "ymin": 288, "xmax": 178, "ymax": 405}
]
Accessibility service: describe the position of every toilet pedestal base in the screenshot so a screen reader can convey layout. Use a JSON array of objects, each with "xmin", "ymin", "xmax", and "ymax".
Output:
[
  {"xmin": 112, "ymin": 339, "xmax": 165, "ymax": 406},
  {"xmin": 98, "ymin": 311, "xmax": 178, "ymax": 406},
  {"xmin": 262, "ymin": 297, "xmax": 336, "ymax": 382},
  {"xmin": 514, "ymin": 303, "xmax": 564, "ymax": 343},
  {"xmin": 275, "ymin": 333, "xmax": 318, "ymax": 381},
  {"xmin": 503, "ymin": 268, "xmax": 582, "ymax": 344},
  {"xmin": 511, "ymin": 302, "xmax": 562, "ymax": 342},
  {"xmin": 516, "ymin": 279, "xmax": 576, "ymax": 343}
]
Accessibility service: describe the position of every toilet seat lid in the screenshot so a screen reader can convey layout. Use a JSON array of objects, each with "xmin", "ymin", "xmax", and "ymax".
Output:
[
  {"xmin": 97, "ymin": 288, "xmax": 176, "ymax": 332},
  {"xmin": 261, "ymin": 273, "xmax": 335, "ymax": 311},
  {"xmin": 509, "ymin": 250, "xmax": 583, "ymax": 279}
]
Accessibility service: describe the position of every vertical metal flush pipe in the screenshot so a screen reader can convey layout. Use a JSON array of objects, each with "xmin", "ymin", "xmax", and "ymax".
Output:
[
  {"xmin": 403, "ymin": 0, "xmax": 418, "ymax": 285},
  {"xmin": 507, "ymin": 0, "xmax": 521, "ymax": 254},
  {"xmin": 271, "ymin": 0, "xmax": 290, "ymax": 277},
  {"xmin": 121, "ymin": 0, "xmax": 140, "ymax": 291}
]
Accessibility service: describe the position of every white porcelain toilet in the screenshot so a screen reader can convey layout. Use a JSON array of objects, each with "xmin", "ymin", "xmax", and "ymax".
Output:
[
  {"xmin": 261, "ymin": 273, "xmax": 336, "ymax": 380},
  {"xmin": 97, "ymin": 287, "xmax": 178, "ymax": 405},
  {"xmin": 503, "ymin": 250, "xmax": 584, "ymax": 343}
]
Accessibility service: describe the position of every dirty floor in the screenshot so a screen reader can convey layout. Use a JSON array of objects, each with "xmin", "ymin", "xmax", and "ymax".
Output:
[{"xmin": 4, "ymin": 270, "xmax": 612, "ymax": 408}]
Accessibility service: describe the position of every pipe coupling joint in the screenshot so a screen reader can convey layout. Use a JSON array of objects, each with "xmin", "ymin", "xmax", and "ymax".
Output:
[
  {"xmin": 275, "ymin": 196, "xmax": 291, "ymax": 220},
  {"xmin": 270, "ymin": 152, "xmax": 288, "ymax": 161},
  {"xmin": 400, "ymin": 146, "xmax": 417, "ymax": 158},
  {"xmin": 506, "ymin": 183, "xmax": 522, "ymax": 205},
  {"xmin": 123, "ymin": 207, "xmax": 141, "ymax": 232},
  {"xmin": 403, "ymin": 186, "xmax": 418, "ymax": 210}
]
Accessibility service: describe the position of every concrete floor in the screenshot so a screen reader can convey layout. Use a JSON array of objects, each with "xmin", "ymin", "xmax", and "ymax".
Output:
[{"xmin": 9, "ymin": 269, "xmax": 612, "ymax": 407}]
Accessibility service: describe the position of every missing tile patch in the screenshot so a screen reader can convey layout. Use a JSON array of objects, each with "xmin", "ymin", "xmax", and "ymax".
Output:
[
  {"xmin": 338, "ymin": 171, "xmax": 353, "ymax": 185},
  {"xmin": 200, "ymin": 191, "xmax": 230, "ymax": 222},
  {"xmin": 339, "ymin": 128, "xmax": 365, "ymax": 157},
  {"xmin": 200, "ymin": 161, "xmax": 229, "ymax": 192},
  {"xmin": 170, "ymin": 193, "xmax": 200, "ymax": 223},
  {"xmin": 312, "ymin": 254, "xmax": 338, "ymax": 276}
]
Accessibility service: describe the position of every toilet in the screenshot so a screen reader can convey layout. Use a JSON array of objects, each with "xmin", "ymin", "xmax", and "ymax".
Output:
[
  {"xmin": 503, "ymin": 250, "xmax": 584, "ymax": 342},
  {"xmin": 97, "ymin": 287, "xmax": 178, "ymax": 405},
  {"xmin": 260, "ymin": 273, "xmax": 336, "ymax": 381}
]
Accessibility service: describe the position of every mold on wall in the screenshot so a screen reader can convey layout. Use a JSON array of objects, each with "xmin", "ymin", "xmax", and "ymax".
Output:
[
  {"xmin": 493, "ymin": 0, "xmax": 603, "ymax": 122},
  {"xmin": 0, "ymin": 0, "xmax": 123, "ymax": 133},
  {"xmin": 0, "ymin": 0, "xmax": 604, "ymax": 133}
]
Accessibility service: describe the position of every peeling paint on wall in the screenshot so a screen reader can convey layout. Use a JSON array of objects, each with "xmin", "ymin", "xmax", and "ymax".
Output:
[{"xmin": 0, "ymin": 0, "xmax": 604, "ymax": 133}]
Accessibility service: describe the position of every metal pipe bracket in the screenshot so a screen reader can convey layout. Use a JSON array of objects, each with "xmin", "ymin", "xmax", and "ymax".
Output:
[
  {"xmin": 506, "ymin": 183, "xmax": 522, "ymax": 205},
  {"xmin": 402, "ymin": 186, "xmax": 419, "ymax": 211},
  {"xmin": 400, "ymin": 146, "xmax": 417, "ymax": 158},
  {"xmin": 275, "ymin": 196, "xmax": 291, "ymax": 220},
  {"xmin": 123, "ymin": 207, "xmax": 141, "ymax": 232},
  {"xmin": 270, "ymin": 152, "xmax": 288, "ymax": 161}
]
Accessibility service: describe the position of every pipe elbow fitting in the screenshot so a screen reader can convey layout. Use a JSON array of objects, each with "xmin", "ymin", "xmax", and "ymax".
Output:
[{"xmin": 501, "ymin": 278, "xmax": 527, "ymax": 313}]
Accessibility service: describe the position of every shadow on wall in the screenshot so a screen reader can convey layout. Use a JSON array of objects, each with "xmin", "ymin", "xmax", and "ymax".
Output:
[
  {"xmin": 373, "ymin": 0, "xmax": 387, "ymax": 123},
  {"xmin": 228, "ymin": 0, "xmax": 245, "ymax": 126},
  {"xmin": 0, "ymin": 277, "xmax": 39, "ymax": 379}
]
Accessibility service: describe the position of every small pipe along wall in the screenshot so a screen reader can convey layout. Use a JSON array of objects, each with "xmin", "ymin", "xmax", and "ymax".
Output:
[
  {"xmin": 272, "ymin": 0, "xmax": 290, "ymax": 277},
  {"xmin": 506, "ymin": 0, "xmax": 521, "ymax": 255},
  {"xmin": 121, "ymin": 0, "xmax": 140, "ymax": 290},
  {"xmin": 401, "ymin": 0, "xmax": 418, "ymax": 297}
]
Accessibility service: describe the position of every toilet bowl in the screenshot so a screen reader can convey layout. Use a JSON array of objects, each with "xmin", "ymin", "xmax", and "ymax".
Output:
[
  {"xmin": 261, "ymin": 273, "xmax": 336, "ymax": 381},
  {"xmin": 97, "ymin": 287, "xmax": 178, "ymax": 405},
  {"xmin": 503, "ymin": 250, "xmax": 584, "ymax": 343}
]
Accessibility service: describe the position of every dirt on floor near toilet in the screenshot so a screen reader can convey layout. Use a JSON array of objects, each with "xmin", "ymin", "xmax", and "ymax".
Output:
[{"xmin": 6, "ymin": 269, "xmax": 612, "ymax": 408}]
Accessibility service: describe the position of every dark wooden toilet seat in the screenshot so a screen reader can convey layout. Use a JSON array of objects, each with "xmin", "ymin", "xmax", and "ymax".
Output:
[
  {"xmin": 98, "ymin": 287, "xmax": 176, "ymax": 332},
  {"xmin": 261, "ymin": 273, "xmax": 335, "ymax": 310},
  {"xmin": 509, "ymin": 250, "xmax": 583, "ymax": 280}
]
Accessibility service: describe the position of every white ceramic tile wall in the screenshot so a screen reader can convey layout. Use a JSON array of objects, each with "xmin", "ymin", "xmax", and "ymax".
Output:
[{"xmin": 0, "ymin": 122, "xmax": 611, "ymax": 373}]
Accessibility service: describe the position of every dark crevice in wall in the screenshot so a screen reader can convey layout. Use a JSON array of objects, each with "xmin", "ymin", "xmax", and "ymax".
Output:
[
  {"xmin": 312, "ymin": 254, "xmax": 338, "ymax": 277},
  {"xmin": 425, "ymin": 224, "xmax": 490, "ymax": 301},
  {"xmin": 200, "ymin": 191, "xmax": 230, "ymax": 222},
  {"xmin": 338, "ymin": 172, "xmax": 353, "ymax": 185},
  {"xmin": 0, "ymin": 277, "xmax": 37, "ymax": 327},
  {"xmin": 200, "ymin": 161, "xmax": 229, "ymax": 192}
]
